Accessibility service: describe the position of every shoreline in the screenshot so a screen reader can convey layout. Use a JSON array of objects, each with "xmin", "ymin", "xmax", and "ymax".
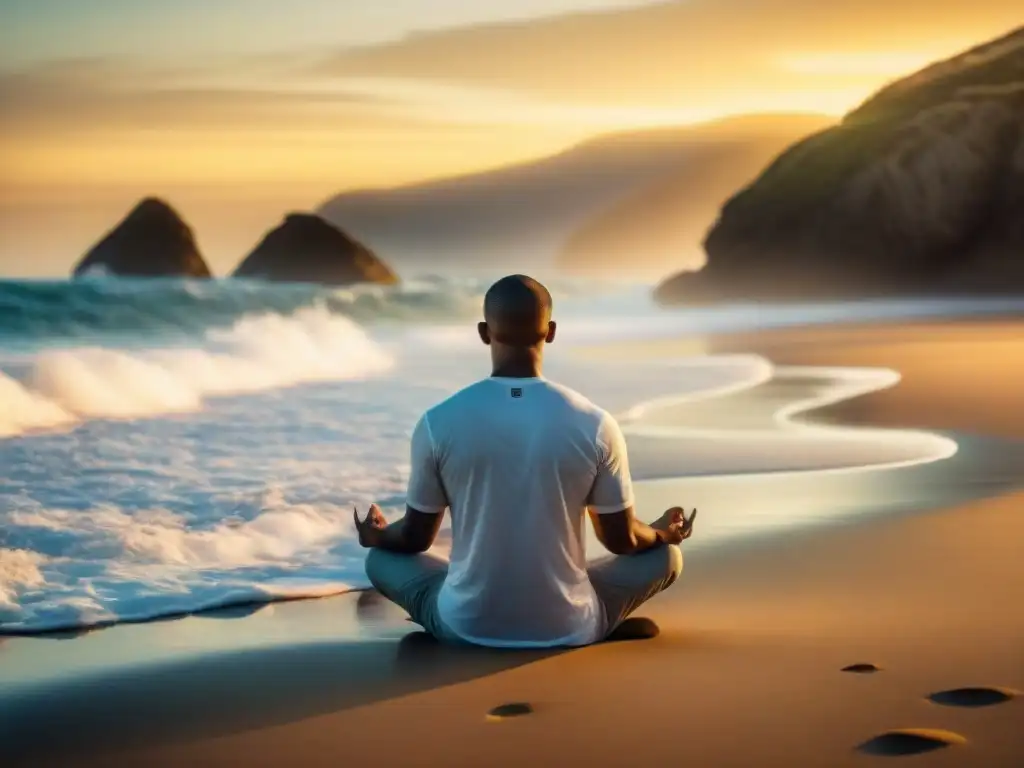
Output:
[
  {"xmin": 716, "ymin": 319, "xmax": 1024, "ymax": 438},
  {"xmin": 5, "ymin": 489, "xmax": 1022, "ymax": 767},
  {"xmin": 2, "ymin": 317, "xmax": 1023, "ymax": 767},
  {"xmin": 1, "ymin": 323, "xmax": 998, "ymax": 639}
]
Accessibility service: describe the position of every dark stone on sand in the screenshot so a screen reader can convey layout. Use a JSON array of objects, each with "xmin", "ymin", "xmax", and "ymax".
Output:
[
  {"xmin": 841, "ymin": 663, "xmax": 882, "ymax": 674},
  {"xmin": 73, "ymin": 198, "xmax": 211, "ymax": 279},
  {"xmin": 656, "ymin": 27, "xmax": 1024, "ymax": 305},
  {"xmin": 857, "ymin": 728, "xmax": 965, "ymax": 756},
  {"xmin": 486, "ymin": 702, "xmax": 534, "ymax": 720},
  {"xmin": 233, "ymin": 213, "xmax": 398, "ymax": 286},
  {"xmin": 927, "ymin": 686, "xmax": 1018, "ymax": 708},
  {"xmin": 605, "ymin": 617, "xmax": 661, "ymax": 642}
]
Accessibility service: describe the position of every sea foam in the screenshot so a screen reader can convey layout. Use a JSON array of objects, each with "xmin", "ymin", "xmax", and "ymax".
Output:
[{"xmin": 0, "ymin": 306, "xmax": 391, "ymax": 437}]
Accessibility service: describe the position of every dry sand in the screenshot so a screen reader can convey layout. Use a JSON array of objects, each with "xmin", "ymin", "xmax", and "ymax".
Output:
[{"xmin": 2, "ymin": 320, "xmax": 1022, "ymax": 767}]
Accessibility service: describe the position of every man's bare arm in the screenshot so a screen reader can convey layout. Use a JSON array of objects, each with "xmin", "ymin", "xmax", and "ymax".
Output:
[
  {"xmin": 588, "ymin": 506, "xmax": 668, "ymax": 555},
  {"xmin": 589, "ymin": 506, "xmax": 693, "ymax": 555}
]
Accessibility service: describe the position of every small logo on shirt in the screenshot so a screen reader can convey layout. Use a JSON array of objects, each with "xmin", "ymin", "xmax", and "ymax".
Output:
[{"xmin": 511, "ymin": 388, "xmax": 523, "ymax": 398}]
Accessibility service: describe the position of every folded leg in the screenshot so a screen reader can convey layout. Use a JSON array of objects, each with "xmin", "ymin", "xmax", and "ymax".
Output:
[
  {"xmin": 364, "ymin": 549, "xmax": 456, "ymax": 641},
  {"xmin": 588, "ymin": 544, "xmax": 683, "ymax": 638}
]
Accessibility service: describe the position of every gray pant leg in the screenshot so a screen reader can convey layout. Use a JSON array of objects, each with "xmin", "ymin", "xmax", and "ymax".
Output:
[
  {"xmin": 588, "ymin": 544, "xmax": 683, "ymax": 637},
  {"xmin": 364, "ymin": 549, "xmax": 456, "ymax": 641}
]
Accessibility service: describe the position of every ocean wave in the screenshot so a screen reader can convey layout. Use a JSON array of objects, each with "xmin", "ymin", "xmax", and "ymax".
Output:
[
  {"xmin": 0, "ymin": 499, "xmax": 362, "ymax": 632},
  {"xmin": 0, "ymin": 305, "xmax": 391, "ymax": 439},
  {"xmin": 4, "ymin": 277, "xmax": 1022, "ymax": 347},
  {"xmin": 0, "ymin": 276, "xmax": 488, "ymax": 342}
]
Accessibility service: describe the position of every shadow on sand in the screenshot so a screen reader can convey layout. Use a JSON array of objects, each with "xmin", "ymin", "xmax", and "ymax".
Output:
[{"xmin": 0, "ymin": 629, "xmax": 568, "ymax": 765}]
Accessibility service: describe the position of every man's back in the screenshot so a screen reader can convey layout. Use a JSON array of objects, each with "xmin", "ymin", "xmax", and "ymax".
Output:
[
  {"xmin": 357, "ymin": 275, "xmax": 689, "ymax": 648},
  {"xmin": 407, "ymin": 376, "xmax": 634, "ymax": 647}
]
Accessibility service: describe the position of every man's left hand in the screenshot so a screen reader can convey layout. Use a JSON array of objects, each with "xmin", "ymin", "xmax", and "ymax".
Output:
[
  {"xmin": 353, "ymin": 504, "xmax": 387, "ymax": 548},
  {"xmin": 651, "ymin": 506, "xmax": 697, "ymax": 542}
]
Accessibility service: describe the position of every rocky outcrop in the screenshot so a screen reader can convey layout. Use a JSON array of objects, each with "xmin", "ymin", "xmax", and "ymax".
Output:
[
  {"xmin": 233, "ymin": 213, "xmax": 397, "ymax": 286},
  {"xmin": 656, "ymin": 26, "xmax": 1024, "ymax": 304},
  {"xmin": 73, "ymin": 198, "xmax": 211, "ymax": 279}
]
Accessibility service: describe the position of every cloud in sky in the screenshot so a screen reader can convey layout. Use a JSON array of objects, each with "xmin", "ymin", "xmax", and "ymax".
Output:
[
  {"xmin": 0, "ymin": 62, "xmax": 390, "ymax": 134},
  {"xmin": 4, "ymin": 0, "xmax": 1021, "ymax": 161},
  {"xmin": 318, "ymin": 0, "xmax": 1022, "ymax": 104},
  {"xmin": 0, "ymin": 0, "xmax": 666, "ymax": 68},
  {"xmin": 0, "ymin": 56, "xmax": 612, "ymax": 194}
]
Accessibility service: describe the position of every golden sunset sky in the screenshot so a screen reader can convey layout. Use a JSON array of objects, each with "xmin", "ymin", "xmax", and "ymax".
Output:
[{"xmin": 1, "ymin": 0, "xmax": 1020, "ymax": 274}]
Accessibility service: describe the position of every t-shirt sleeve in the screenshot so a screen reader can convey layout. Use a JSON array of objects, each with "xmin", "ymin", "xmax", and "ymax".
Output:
[
  {"xmin": 587, "ymin": 413, "xmax": 635, "ymax": 514},
  {"xmin": 405, "ymin": 413, "xmax": 448, "ymax": 514}
]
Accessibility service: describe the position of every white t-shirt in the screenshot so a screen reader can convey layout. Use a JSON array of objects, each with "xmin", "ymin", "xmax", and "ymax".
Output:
[{"xmin": 405, "ymin": 376, "xmax": 634, "ymax": 648}]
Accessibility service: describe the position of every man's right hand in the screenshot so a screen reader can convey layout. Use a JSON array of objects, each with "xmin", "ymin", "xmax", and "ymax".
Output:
[
  {"xmin": 651, "ymin": 507, "xmax": 697, "ymax": 544},
  {"xmin": 353, "ymin": 504, "xmax": 387, "ymax": 549}
]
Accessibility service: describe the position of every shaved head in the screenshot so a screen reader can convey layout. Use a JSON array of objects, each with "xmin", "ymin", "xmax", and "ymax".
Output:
[{"xmin": 481, "ymin": 275, "xmax": 554, "ymax": 348}]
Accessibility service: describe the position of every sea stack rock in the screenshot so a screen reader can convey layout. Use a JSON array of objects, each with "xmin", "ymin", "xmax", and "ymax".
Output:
[
  {"xmin": 656, "ymin": 27, "xmax": 1024, "ymax": 305},
  {"xmin": 233, "ymin": 213, "xmax": 398, "ymax": 286},
  {"xmin": 73, "ymin": 198, "xmax": 211, "ymax": 278}
]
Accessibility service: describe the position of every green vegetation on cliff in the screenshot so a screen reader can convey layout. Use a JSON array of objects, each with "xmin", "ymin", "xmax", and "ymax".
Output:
[{"xmin": 657, "ymin": 26, "xmax": 1024, "ymax": 304}]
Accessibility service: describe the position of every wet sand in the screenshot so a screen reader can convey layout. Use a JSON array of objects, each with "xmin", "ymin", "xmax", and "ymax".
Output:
[
  {"xmin": 2, "ymin": 319, "xmax": 1022, "ymax": 767},
  {"xmin": 715, "ymin": 320, "xmax": 1024, "ymax": 438}
]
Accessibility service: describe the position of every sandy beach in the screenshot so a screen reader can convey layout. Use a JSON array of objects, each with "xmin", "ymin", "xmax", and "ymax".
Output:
[{"xmin": 2, "ymin": 319, "xmax": 1022, "ymax": 767}]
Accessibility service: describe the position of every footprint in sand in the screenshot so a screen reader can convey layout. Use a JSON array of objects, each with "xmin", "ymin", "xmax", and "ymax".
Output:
[
  {"xmin": 927, "ymin": 686, "xmax": 1019, "ymax": 708},
  {"xmin": 841, "ymin": 663, "xmax": 882, "ymax": 674},
  {"xmin": 486, "ymin": 702, "xmax": 534, "ymax": 721},
  {"xmin": 857, "ymin": 728, "xmax": 966, "ymax": 756}
]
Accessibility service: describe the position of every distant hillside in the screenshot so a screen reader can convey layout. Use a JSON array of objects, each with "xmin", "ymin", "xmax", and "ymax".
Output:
[
  {"xmin": 317, "ymin": 114, "xmax": 830, "ymax": 274},
  {"xmin": 657, "ymin": 26, "xmax": 1024, "ymax": 304},
  {"xmin": 559, "ymin": 116, "xmax": 829, "ymax": 276}
]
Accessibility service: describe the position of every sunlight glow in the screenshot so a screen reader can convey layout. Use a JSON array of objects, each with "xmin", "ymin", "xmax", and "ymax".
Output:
[
  {"xmin": 326, "ymin": 77, "xmax": 856, "ymax": 127},
  {"xmin": 780, "ymin": 51, "xmax": 942, "ymax": 77}
]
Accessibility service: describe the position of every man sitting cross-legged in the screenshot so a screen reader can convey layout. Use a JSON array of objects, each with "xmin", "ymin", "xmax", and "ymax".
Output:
[{"xmin": 354, "ymin": 274, "xmax": 696, "ymax": 648}]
